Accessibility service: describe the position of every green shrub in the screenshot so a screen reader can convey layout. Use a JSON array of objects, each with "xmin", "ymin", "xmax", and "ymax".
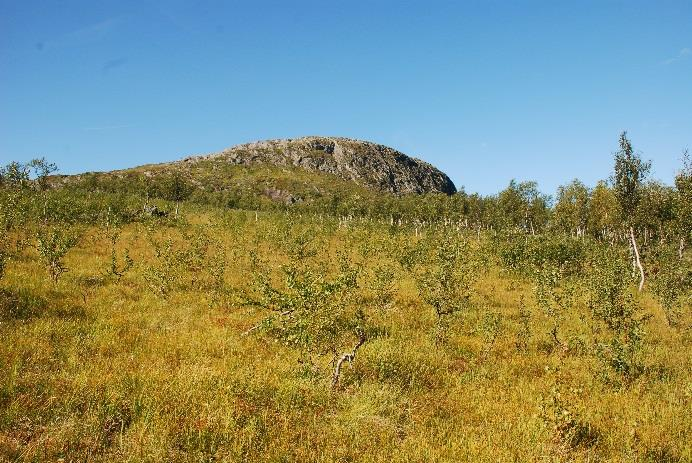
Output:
[
  {"xmin": 415, "ymin": 233, "xmax": 480, "ymax": 343},
  {"xmin": 497, "ymin": 233, "xmax": 590, "ymax": 276},
  {"xmin": 250, "ymin": 230, "xmax": 385, "ymax": 387},
  {"xmin": 102, "ymin": 208, "xmax": 133, "ymax": 281},
  {"xmin": 533, "ymin": 265, "xmax": 577, "ymax": 350},
  {"xmin": 649, "ymin": 243, "xmax": 692, "ymax": 327},
  {"xmin": 35, "ymin": 226, "xmax": 78, "ymax": 283},
  {"xmin": 587, "ymin": 247, "xmax": 649, "ymax": 383}
]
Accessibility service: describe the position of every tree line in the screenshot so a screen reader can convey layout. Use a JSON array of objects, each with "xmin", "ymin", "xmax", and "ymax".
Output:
[{"xmin": 2, "ymin": 132, "xmax": 690, "ymax": 248}]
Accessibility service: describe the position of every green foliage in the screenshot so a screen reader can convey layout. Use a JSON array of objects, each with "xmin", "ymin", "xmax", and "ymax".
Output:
[
  {"xmin": 395, "ymin": 237, "xmax": 428, "ymax": 271},
  {"xmin": 179, "ymin": 229, "xmax": 212, "ymax": 283},
  {"xmin": 141, "ymin": 220, "xmax": 231, "ymax": 299},
  {"xmin": 497, "ymin": 179, "xmax": 551, "ymax": 232},
  {"xmin": 143, "ymin": 227, "xmax": 182, "ymax": 297},
  {"xmin": 254, "ymin": 251, "xmax": 364, "ymax": 357},
  {"xmin": 534, "ymin": 265, "xmax": 576, "ymax": 349},
  {"xmin": 247, "ymin": 229, "xmax": 387, "ymax": 385},
  {"xmin": 497, "ymin": 233, "xmax": 590, "ymax": 276},
  {"xmin": 0, "ymin": 158, "xmax": 57, "ymax": 199},
  {"xmin": 0, "ymin": 161, "xmax": 32, "ymax": 189},
  {"xmin": 102, "ymin": 208, "xmax": 133, "ymax": 281},
  {"xmin": 587, "ymin": 181, "xmax": 621, "ymax": 239},
  {"xmin": 416, "ymin": 234, "xmax": 480, "ymax": 343},
  {"xmin": 368, "ymin": 264, "xmax": 397, "ymax": 312},
  {"xmin": 613, "ymin": 131, "xmax": 651, "ymax": 225},
  {"xmin": 649, "ymin": 244, "xmax": 692, "ymax": 327},
  {"xmin": 160, "ymin": 171, "xmax": 194, "ymax": 203},
  {"xmin": 479, "ymin": 310, "xmax": 502, "ymax": 357},
  {"xmin": 0, "ymin": 160, "xmax": 39, "ymax": 236},
  {"xmin": 674, "ymin": 149, "xmax": 692, "ymax": 242},
  {"xmin": 35, "ymin": 226, "xmax": 78, "ymax": 283},
  {"xmin": 637, "ymin": 181, "xmax": 676, "ymax": 236},
  {"xmin": 587, "ymin": 247, "xmax": 648, "ymax": 382},
  {"xmin": 28, "ymin": 157, "xmax": 58, "ymax": 190},
  {"xmin": 553, "ymin": 179, "xmax": 590, "ymax": 235}
]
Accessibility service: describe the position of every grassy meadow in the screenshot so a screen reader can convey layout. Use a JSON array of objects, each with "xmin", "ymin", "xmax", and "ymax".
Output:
[{"xmin": 1, "ymin": 201, "xmax": 690, "ymax": 462}]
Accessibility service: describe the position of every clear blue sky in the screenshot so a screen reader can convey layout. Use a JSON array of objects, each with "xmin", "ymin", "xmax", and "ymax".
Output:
[{"xmin": 1, "ymin": 1, "xmax": 690, "ymax": 195}]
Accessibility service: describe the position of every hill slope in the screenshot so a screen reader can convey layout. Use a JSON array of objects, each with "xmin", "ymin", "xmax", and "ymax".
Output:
[
  {"xmin": 53, "ymin": 137, "xmax": 457, "ymax": 211},
  {"xmin": 178, "ymin": 136, "xmax": 456, "ymax": 195}
]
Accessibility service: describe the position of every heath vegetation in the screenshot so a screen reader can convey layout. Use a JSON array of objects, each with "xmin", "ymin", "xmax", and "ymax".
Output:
[{"xmin": 0, "ymin": 133, "xmax": 690, "ymax": 462}]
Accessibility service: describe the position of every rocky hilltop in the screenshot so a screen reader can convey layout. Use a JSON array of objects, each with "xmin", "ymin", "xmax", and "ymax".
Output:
[{"xmin": 180, "ymin": 136, "xmax": 456, "ymax": 195}]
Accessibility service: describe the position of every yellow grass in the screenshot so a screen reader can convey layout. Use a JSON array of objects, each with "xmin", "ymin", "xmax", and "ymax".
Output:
[{"xmin": 0, "ymin": 209, "xmax": 689, "ymax": 462}]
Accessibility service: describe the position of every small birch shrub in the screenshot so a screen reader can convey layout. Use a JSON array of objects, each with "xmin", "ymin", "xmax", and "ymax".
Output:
[
  {"xmin": 540, "ymin": 365, "xmax": 599, "ymax": 453},
  {"xmin": 102, "ymin": 209, "xmax": 133, "ymax": 281},
  {"xmin": 251, "ymin": 237, "xmax": 383, "ymax": 385},
  {"xmin": 649, "ymin": 244, "xmax": 692, "ymax": 327},
  {"xmin": 36, "ymin": 226, "xmax": 78, "ymax": 283},
  {"xmin": 533, "ymin": 265, "xmax": 576, "ymax": 350},
  {"xmin": 415, "ymin": 234, "xmax": 480, "ymax": 343},
  {"xmin": 587, "ymin": 247, "xmax": 649, "ymax": 384}
]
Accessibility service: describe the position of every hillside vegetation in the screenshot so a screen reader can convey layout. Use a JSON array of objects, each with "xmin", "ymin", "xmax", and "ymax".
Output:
[
  {"xmin": 52, "ymin": 136, "xmax": 456, "ymax": 214},
  {"xmin": 0, "ymin": 134, "xmax": 690, "ymax": 462}
]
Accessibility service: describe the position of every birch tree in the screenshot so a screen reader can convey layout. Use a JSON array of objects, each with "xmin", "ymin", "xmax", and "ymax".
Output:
[{"xmin": 612, "ymin": 132, "xmax": 650, "ymax": 291}]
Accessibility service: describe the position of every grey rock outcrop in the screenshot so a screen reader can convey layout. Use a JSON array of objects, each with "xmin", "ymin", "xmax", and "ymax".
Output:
[{"xmin": 181, "ymin": 136, "xmax": 456, "ymax": 195}]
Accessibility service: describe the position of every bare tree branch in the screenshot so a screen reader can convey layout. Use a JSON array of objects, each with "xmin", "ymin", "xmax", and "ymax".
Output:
[{"xmin": 331, "ymin": 333, "xmax": 366, "ymax": 388}]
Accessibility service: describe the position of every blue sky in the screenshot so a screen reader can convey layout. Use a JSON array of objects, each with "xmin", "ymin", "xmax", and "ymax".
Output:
[{"xmin": 1, "ymin": 1, "xmax": 690, "ymax": 195}]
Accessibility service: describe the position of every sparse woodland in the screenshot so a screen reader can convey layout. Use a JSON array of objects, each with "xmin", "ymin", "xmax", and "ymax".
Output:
[{"xmin": 1, "ymin": 133, "xmax": 690, "ymax": 462}]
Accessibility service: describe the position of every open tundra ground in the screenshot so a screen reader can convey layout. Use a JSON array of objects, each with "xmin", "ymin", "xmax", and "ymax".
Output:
[{"xmin": 1, "ymin": 204, "xmax": 690, "ymax": 462}]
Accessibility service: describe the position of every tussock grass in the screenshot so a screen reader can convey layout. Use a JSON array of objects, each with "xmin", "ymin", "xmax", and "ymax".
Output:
[{"xmin": 0, "ymin": 208, "xmax": 690, "ymax": 462}]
